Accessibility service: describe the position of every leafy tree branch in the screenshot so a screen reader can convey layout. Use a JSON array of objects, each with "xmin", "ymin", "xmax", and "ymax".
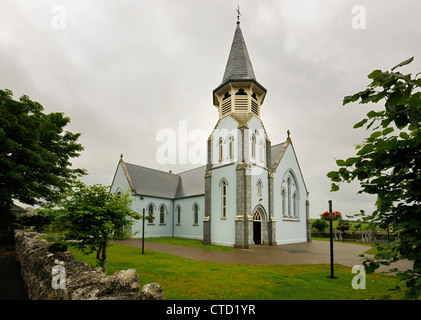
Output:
[{"xmin": 327, "ymin": 57, "xmax": 421, "ymax": 299}]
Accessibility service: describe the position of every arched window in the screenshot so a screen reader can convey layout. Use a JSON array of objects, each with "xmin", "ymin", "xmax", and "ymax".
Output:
[
  {"xmin": 287, "ymin": 177, "xmax": 291, "ymax": 216},
  {"xmin": 159, "ymin": 204, "xmax": 165, "ymax": 224},
  {"xmin": 281, "ymin": 188, "xmax": 286, "ymax": 215},
  {"xmin": 251, "ymin": 135, "xmax": 256, "ymax": 158},
  {"xmin": 253, "ymin": 210, "xmax": 262, "ymax": 221},
  {"xmin": 228, "ymin": 136, "xmax": 233, "ymax": 159},
  {"xmin": 220, "ymin": 179, "xmax": 227, "ymax": 219},
  {"xmin": 219, "ymin": 138, "xmax": 223, "ymax": 162},
  {"xmin": 148, "ymin": 203, "xmax": 155, "ymax": 222},
  {"xmin": 281, "ymin": 171, "xmax": 299, "ymax": 219},
  {"xmin": 257, "ymin": 179, "xmax": 263, "ymax": 197},
  {"xmin": 176, "ymin": 205, "xmax": 181, "ymax": 224},
  {"xmin": 292, "ymin": 193, "xmax": 297, "ymax": 217},
  {"xmin": 259, "ymin": 140, "xmax": 264, "ymax": 162},
  {"xmin": 193, "ymin": 203, "xmax": 199, "ymax": 225}
]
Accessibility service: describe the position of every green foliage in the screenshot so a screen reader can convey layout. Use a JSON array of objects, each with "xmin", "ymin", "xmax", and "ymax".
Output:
[
  {"xmin": 53, "ymin": 180, "xmax": 138, "ymax": 272},
  {"xmin": 312, "ymin": 219, "xmax": 329, "ymax": 234},
  {"xmin": 15, "ymin": 211, "xmax": 53, "ymax": 232},
  {"xmin": 0, "ymin": 89, "xmax": 86, "ymax": 211},
  {"xmin": 328, "ymin": 57, "xmax": 421, "ymax": 299},
  {"xmin": 336, "ymin": 220, "xmax": 351, "ymax": 241}
]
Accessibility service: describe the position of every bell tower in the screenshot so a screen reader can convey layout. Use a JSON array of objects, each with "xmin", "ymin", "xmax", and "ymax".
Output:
[{"xmin": 203, "ymin": 13, "xmax": 275, "ymax": 248}]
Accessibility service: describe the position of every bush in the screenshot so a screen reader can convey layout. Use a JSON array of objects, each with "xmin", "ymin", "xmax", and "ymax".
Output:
[
  {"xmin": 15, "ymin": 212, "xmax": 53, "ymax": 232},
  {"xmin": 312, "ymin": 219, "xmax": 328, "ymax": 236}
]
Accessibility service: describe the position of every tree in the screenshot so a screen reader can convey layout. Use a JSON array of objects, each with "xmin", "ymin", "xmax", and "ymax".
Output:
[
  {"xmin": 0, "ymin": 89, "xmax": 85, "ymax": 213},
  {"xmin": 327, "ymin": 57, "xmax": 421, "ymax": 299},
  {"xmin": 15, "ymin": 211, "xmax": 53, "ymax": 233},
  {"xmin": 312, "ymin": 219, "xmax": 328, "ymax": 236},
  {"xmin": 336, "ymin": 220, "xmax": 350, "ymax": 242},
  {"xmin": 53, "ymin": 181, "xmax": 138, "ymax": 273}
]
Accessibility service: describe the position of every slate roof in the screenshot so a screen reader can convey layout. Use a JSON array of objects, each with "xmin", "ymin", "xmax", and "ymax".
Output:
[
  {"xmin": 270, "ymin": 142, "xmax": 285, "ymax": 168},
  {"xmin": 121, "ymin": 142, "xmax": 286, "ymax": 200},
  {"xmin": 123, "ymin": 162, "xmax": 205, "ymax": 199},
  {"xmin": 222, "ymin": 22, "xmax": 256, "ymax": 83},
  {"xmin": 124, "ymin": 163, "xmax": 180, "ymax": 199},
  {"xmin": 174, "ymin": 166, "xmax": 206, "ymax": 198},
  {"xmin": 214, "ymin": 22, "xmax": 267, "ymax": 98}
]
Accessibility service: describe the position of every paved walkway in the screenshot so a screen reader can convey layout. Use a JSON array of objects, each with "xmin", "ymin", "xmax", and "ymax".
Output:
[{"xmin": 115, "ymin": 239, "xmax": 413, "ymax": 273}]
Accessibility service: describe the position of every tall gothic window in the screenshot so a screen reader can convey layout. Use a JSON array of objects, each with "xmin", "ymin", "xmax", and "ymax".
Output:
[
  {"xmin": 228, "ymin": 136, "xmax": 233, "ymax": 159},
  {"xmin": 257, "ymin": 179, "xmax": 262, "ymax": 197},
  {"xmin": 221, "ymin": 179, "xmax": 227, "ymax": 219},
  {"xmin": 193, "ymin": 203, "xmax": 199, "ymax": 225},
  {"xmin": 148, "ymin": 203, "xmax": 154, "ymax": 222},
  {"xmin": 281, "ymin": 171, "xmax": 299, "ymax": 218},
  {"xmin": 159, "ymin": 204, "xmax": 165, "ymax": 224},
  {"xmin": 287, "ymin": 177, "xmax": 291, "ymax": 216},
  {"xmin": 292, "ymin": 193, "xmax": 297, "ymax": 217},
  {"xmin": 219, "ymin": 138, "xmax": 223, "ymax": 162},
  {"xmin": 251, "ymin": 135, "xmax": 256, "ymax": 158},
  {"xmin": 281, "ymin": 188, "xmax": 286, "ymax": 215},
  {"xmin": 176, "ymin": 205, "xmax": 181, "ymax": 224}
]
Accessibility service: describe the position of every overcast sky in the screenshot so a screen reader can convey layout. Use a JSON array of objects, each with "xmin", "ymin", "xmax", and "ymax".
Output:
[{"xmin": 1, "ymin": 0, "xmax": 420, "ymax": 219}]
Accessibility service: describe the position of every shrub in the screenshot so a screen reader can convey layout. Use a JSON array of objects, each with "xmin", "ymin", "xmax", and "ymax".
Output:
[{"xmin": 312, "ymin": 219, "xmax": 328, "ymax": 236}]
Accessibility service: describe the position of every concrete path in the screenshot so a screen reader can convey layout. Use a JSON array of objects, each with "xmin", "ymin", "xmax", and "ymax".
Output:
[{"xmin": 115, "ymin": 239, "xmax": 413, "ymax": 274}]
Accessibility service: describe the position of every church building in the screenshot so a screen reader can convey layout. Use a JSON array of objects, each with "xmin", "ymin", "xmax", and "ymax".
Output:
[{"xmin": 110, "ymin": 17, "xmax": 311, "ymax": 248}]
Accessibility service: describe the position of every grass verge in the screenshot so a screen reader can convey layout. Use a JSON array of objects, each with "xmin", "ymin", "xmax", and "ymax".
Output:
[
  {"xmin": 143, "ymin": 237, "xmax": 235, "ymax": 251},
  {"xmin": 67, "ymin": 243, "xmax": 403, "ymax": 300}
]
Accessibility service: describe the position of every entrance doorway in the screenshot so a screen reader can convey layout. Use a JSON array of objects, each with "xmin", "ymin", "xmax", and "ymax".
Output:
[{"xmin": 253, "ymin": 211, "xmax": 262, "ymax": 245}]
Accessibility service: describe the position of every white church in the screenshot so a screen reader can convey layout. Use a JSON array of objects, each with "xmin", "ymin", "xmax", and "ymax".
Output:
[{"xmin": 110, "ymin": 18, "xmax": 311, "ymax": 248}]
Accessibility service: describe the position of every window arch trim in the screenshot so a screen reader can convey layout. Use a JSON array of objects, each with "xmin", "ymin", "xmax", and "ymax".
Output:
[{"xmin": 219, "ymin": 178, "xmax": 228, "ymax": 187}]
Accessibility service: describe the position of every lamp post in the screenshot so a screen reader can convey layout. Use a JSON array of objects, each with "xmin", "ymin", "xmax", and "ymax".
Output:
[
  {"xmin": 142, "ymin": 208, "xmax": 145, "ymax": 254},
  {"xmin": 327, "ymin": 200, "xmax": 337, "ymax": 279}
]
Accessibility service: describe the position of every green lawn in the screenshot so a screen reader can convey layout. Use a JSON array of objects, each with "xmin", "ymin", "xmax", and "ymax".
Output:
[
  {"xmin": 67, "ymin": 242, "xmax": 404, "ymax": 300},
  {"xmin": 143, "ymin": 237, "xmax": 235, "ymax": 251}
]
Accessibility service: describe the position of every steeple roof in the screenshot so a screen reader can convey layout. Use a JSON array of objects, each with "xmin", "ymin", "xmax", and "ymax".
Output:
[
  {"xmin": 213, "ymin": 21, "xmax": 266, "ymax": 98},
  {"xmin": 222, "ymin": 22, "xmax": 256, "ymax": 83}
]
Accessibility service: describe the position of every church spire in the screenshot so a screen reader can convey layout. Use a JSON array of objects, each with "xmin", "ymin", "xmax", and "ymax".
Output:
[
  {"xmin": 212, "ymin": 11, "xmax": 267, "ymax": 119},
  {"xmin": 221, "ymin": 13, "xmax": 256, "ymax": 84}
]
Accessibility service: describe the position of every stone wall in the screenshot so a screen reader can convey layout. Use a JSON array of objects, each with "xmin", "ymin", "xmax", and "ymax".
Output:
[
  {"xmin": 14, "ymin": 230, "xmax": 164, "ymax": 300},
  {"xmin": 310, "ymin": 230, "xmax": 390, "ymax": 243}
]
